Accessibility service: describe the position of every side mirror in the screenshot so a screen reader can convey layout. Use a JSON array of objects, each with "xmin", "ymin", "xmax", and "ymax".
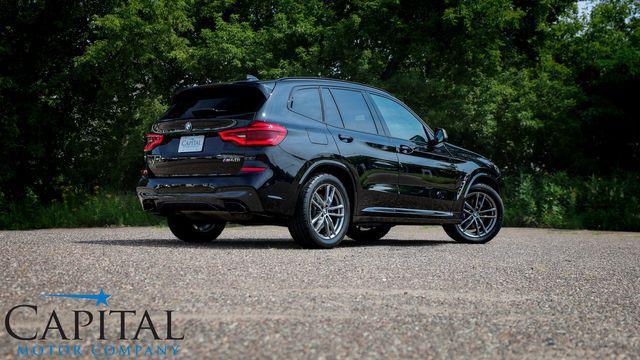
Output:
[{"xmin": 433, "ymin": 128, "xmax": 448, "ymax": 144}]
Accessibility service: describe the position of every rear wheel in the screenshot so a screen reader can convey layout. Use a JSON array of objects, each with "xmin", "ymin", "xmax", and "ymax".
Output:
[
  {"xmin": 288, "ymin": 174, "xmax": 351, "ymax": 248},
  {"xmin": 443, "ymin": 183, "xmax": 503, "ymax": 243},
  {"xmin": 167, "ymin": 216, "xmax": 226, "ymax": 243},
  {"xmin": 347, "ymin": 224, "xmax": 392, "ymax": 242}
]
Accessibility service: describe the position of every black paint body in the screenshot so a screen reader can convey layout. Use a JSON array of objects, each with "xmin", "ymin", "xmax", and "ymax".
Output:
[{"xmin": 137, "ymin": 78, "xmax": 501, "ymax": 226}]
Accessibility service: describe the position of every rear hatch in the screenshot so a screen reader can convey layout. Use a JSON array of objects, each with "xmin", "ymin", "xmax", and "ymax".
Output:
[{"xmin": 146, "ymin": 83, "xmax": 271, "ymax": 177}]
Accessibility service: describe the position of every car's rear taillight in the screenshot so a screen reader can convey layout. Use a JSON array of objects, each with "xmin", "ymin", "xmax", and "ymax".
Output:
[
  {"xmin": 219, "ymin": 121, "xmax": 287, "ymax": 146},
  {"xmin": 144, "ymin": 133, "xmax": 164, "ymax": 151}
]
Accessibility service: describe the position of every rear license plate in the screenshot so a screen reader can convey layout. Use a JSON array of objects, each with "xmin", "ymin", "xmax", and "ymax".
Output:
[{"xmin": 178, "ymin": 135, "xmax": 205, "ymax": 153}]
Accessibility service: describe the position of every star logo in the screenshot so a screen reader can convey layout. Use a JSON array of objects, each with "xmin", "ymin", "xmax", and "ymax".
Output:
[{"xmin": 46, "ymin": 288, "xmax": 111, "ymax": 307}]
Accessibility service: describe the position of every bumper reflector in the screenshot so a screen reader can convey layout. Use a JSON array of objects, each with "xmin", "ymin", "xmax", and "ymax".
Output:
[{"xmin": 240, "ymin": 167, "xmax": 267, "ymax": 173}]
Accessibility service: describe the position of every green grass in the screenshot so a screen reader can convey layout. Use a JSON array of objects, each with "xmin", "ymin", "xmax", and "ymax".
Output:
[{"xmin": 0, "ymin": 192, "xmax": 163, "ymax": 230}]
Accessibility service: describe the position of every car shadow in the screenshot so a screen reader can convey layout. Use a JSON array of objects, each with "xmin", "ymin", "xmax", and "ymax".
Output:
[{"xmin": 75, "ymin": 238, "xmax": 455, "ymax": 249}]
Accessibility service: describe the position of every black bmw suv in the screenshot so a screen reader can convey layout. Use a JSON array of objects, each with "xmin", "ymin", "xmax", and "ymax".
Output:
[{"xmin": 137, "ymin": 77, "xmax": 503, "ymax": 248}]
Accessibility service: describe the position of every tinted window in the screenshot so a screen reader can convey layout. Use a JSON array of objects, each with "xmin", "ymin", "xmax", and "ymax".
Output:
[
  {"xmin": 163, "ymin": 86, "xmax": 266, "ymax": 120},
  {"xmin": 331, "ymin": 89, "xmax": 377, "ymax": 134},
  {"xmin": 371, "ymin": 94, "xmax": 428, "ymax": 143},
  {"xmin": 290, "ymin": 87, "xmax": 322, "ymax": 121},
  {"xmin": 321, "ymin": 88, "xmax": 344, "ymax": 128}
]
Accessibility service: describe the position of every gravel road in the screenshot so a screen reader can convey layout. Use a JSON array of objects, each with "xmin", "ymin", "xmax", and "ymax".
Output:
[{"xmin": 1, "ymin": 226, "xmax": 639, "ymax": 359}]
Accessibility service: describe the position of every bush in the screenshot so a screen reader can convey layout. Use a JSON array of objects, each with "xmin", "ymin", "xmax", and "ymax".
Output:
[
  {"xmin": 502, "ymin": 172, "xmax": 640, "ymax": 231},
  {"xmin": 1, "ymin": 173, "xmax": 639, "ymax": 231},
  {"xmin": 0, "ymin": 189, "xmax": 163, "ymax": 230},
  {"xmin": 580, "ymin": 175, "xmax": 640, "ymax": 230}
]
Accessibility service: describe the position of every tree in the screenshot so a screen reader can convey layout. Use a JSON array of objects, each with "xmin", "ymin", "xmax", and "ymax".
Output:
[
  {"xmin": 1, "ymin": 0, "xmax": 638, "ymax": 209},
  {"xmin": 0, "ymin": 0, "xmax": 118, "ymax": 203}
]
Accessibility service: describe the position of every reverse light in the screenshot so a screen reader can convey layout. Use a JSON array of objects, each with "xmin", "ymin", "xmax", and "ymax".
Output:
[
  {"xmin": 219, "ymin": 121, "xmax": 287, "ymax": 146},
  {"xmin": 144, "ymin": 133, "xmax": 164, "ymax": 152}
]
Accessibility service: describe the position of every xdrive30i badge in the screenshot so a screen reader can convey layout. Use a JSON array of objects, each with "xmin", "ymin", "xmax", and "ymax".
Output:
[{"xmin": 221, "ymin": 156, "xmax": 242, "ymax": 163}]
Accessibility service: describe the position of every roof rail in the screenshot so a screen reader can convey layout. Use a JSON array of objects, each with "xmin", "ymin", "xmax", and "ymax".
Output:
[{"xmin": 274, "ymin": 77, "xmax": 391, "ymax": 95}]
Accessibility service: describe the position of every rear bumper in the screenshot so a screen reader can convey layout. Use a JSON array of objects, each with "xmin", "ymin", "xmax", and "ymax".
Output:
[{"xmin": 137, "ymin": 177, "xmax": 266, "ymax": 221}]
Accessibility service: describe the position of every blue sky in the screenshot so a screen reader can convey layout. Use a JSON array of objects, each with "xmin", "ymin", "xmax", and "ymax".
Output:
[{"xmin": 578, "ymin": 0, "xmax": 597, "ymax": 17}]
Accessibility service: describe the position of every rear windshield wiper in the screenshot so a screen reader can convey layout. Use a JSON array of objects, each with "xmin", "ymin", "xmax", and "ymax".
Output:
[
  {"xmin": 159, "ymin": 112, "xmax": 257, "ymax": 122},
  {"xmin": 191, "ymin": 108, "xmax": 230, "ymax": 117}
]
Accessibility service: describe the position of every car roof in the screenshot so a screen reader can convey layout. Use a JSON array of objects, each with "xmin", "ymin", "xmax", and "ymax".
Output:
[
  {"xmin": 172, "ymin": 77, "xmax": 393, "ymax": 100},
  {"xmin": 270, "ymin": 77, "xmax": 392, "ymax": 96}
]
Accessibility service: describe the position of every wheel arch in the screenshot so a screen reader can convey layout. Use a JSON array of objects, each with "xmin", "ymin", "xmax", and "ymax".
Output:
[
  {"xmin": 454, "ymin": 171, "xmax": 501, "ymax": 213},
  {"xmin": 298, "ymin": 159, "xmax": 357, "ymax": 213},
  {"xmin": 469, "ymin": 173, "xmax": 500, "ymax": 194}
]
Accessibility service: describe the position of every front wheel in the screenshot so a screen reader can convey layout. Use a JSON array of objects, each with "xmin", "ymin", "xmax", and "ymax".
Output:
[
  {"xmin": 167, "ymin": 216, "xmax": 226, "ymax": 243},
  {"xmin": 443, "ymin": 183, "xmax": 503, "ymax": 243},
  {"xmin": 288, "ymin": 173, "xmax": 351, "ymax": 248}
]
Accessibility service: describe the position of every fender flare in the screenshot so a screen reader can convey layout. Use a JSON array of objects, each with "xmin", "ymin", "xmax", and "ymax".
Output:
[
  {"xmin": 298, "ymin": 159, "xmax": 351, "ymax": 184},
  {"xmin": 466, "ymin": 172, "xmax": 500, "ymax": 193},
  {"xmin": 297, "ymin": 159, "xmax": 358, "ymax": 204},
  {"xmin": 455, "ymin": 171, "xmax": 501, "ymax": 212}
]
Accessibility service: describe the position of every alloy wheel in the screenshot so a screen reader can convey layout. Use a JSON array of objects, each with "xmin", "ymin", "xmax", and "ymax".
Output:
[
  {"xmin": 456, "ymin": 191, "xmax": 498, "ymax": 238},
  {"xmin": 192, "ymin": 223, "xmax": 214, "ymax": 232},
  {"xmin": 309, "ymin": 183, "xmax": 346, "ymax": 240}
]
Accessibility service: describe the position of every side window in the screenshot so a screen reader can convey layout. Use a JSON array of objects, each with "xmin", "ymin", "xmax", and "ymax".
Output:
[
  {"xmin": 370, "ymin": 94, "xmax": 428, "ymax": 143},
  {"xmin": 290, "ymin": 87, "xmax": 322, "ymax": 121},
  {"xmin": 321, "ymin": 88, "xmax": 344, "ymax": 128},
  {"xmin": 330, "ymin": 89, "xmax": 377, "ymax": 134}
]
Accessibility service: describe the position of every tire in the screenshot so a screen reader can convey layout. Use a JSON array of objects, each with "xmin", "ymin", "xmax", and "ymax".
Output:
[
  {"xmin": 347, "ymin": 224, "xmax": 392, "ymax": 242},
  {"xmin": 288, "ymin": 173, "xmax": 351, "ymax": 248},
  {"xmin": 443, "ymin": 183, "xmax": 503, "ymax": 244},
  {"xmin": 167, "ymin": 216, "xmax": 226, "ymax": 243}
]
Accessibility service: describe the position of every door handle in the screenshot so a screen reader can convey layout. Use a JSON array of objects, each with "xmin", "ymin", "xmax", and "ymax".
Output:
[
  {"xmin": 338, "ymin": 134, "xmax": 353, "ymax": 143},
  {"xmin": 399, "ymin": 144, "xmax": 414, "ymax": 154}
]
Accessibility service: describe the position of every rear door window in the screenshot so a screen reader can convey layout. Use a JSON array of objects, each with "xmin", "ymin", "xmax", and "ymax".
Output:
[
  {"xmin": 330, "ymin": 88, "xmax": 378, "ymax": 134},
  {"xmin": 321, "ymin": 88, "xmax": 344, "ymax": 128},
  {"xmin": 290, "ymin": 87, "xmax": 322, "ymax": 121}
]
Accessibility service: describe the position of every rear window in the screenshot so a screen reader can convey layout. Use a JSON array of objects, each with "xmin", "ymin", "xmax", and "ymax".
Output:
[
  {"xmin": 162, "ymin": 85, "xmax": 266, "ymax": 120},
  {"xmin": 289, "ymin": 87, "xmax": 322, "ymax": 121},
  {"xmin": 330, "ymin": 88, "xmax": 378, "ymax": 134}
]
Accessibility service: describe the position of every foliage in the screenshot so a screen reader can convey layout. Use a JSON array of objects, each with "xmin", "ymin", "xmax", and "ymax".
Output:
[
  {"xmin": 0, "ymin": 189, "xmax": 163, "ymax": 230},
  {"xmin": 503, "ymin": 172, "xmax": 640, "ymax": 230},
  {"xmin": 2, "ymin": 173, "xmax": 638, "ymax": 231},
  {"xmin": 0, "ymin": 0, "xmax": 639, "ymax": 229}
]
